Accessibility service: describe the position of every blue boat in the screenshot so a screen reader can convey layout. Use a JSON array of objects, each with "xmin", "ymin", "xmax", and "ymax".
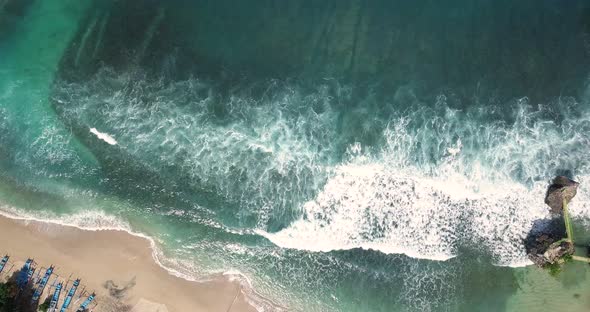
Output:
[
  {"xmin": 60, "ymin": 279, "xmax": 80, "ymax": 312},
  {"xmin": 32, "ymin": 266, "xmax": 54, "ymax": 302},
  {"xmin": 48, "ymin": 282, "xmax": 63, "ymax": 312},
  {"xmin": 16, "ymin": 258, "xmax": 34, "ymax": 289},
  {"xmin": 0, "ymin": 255, "xmax": 8, "ymax": 274},
  {"xmin": 27, "ymin": 267, "xmax": 36, "ymax": 283},
  {"xmin": 76, "ymin": 293, "xmax": 96, "ymax": 312}
]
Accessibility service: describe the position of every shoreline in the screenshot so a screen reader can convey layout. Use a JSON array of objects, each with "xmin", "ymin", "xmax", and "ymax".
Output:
[{"xmin": 0, "ymin": 214, "xmax": 258, "ymax": 312}]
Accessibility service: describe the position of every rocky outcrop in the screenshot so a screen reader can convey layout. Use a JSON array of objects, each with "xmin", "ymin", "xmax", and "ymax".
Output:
[
  {"xmin": 542, "ymin": 240, "xmax": 575, "ymax": 265},
  {"xmin": 544, "ymin": 176, "xmax": 579, "ymax": 214},
  {"xmin": 526, "ymin": 176, "xmax": 579, "ymax": 268},
  {"xmin": 529, "ymin": 235, "xmax": 574, "ymax": 267},
  {"xmin": 527, "ymin": 233, "xmax": 574, "ymax": 267}
]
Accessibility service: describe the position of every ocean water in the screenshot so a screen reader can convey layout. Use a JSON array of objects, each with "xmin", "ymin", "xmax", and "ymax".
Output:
[{"xmin": 1, "ymin": 0, "xmax": 590, "ymax": 311}]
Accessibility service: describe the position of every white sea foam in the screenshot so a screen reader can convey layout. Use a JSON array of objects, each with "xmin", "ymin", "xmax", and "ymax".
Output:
[
  {"xmin": 56, "ymin": 73, "xmax": 338, "ymax": 229},
  {"xmin": 222, "ymin": 269, "xmax": 288, "ymax": 312},
  {"xmin": 53, "ymin": 70, "xmax": 590, "ymax": 270},
  {"xmin": 261, "ymin": 101, "xmax": 590, "ymax": 267},
  {"xmin": 259, "ymin": 164, "xmax": 587, "ymax": 266},
  {"xmin": 223, "ymin": 269, "xmax": 254, "ymax": 287},
  {"xmin": 570, "ymin": 175, "xmax": 590, "ymax": 228},
  {"xmin": 446, "ymin": 138, "xmax": 462, "ymax": 156},
  {"xmin": 89, "ymin": 127, "xmax": 117, "ymax": 145},
  {"xmin": 0, "ymin": 205, "xmax": 131, "ymax": 232},
  {"xmin": 258, "ymin": 163, "xmax": 552, "ymax": 265}
]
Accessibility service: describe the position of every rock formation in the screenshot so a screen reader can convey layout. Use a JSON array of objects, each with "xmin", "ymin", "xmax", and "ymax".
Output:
[
  {"xmin": 544, "ymin": 176, "xmax": 579, "ymax": 214},
  {"xmin": 526, "ymin": 176, "xmax": 579, "ymax": 269},
  {"xmin": 528, "ymin": 237, "xmax": 574, "ymax": 267}
]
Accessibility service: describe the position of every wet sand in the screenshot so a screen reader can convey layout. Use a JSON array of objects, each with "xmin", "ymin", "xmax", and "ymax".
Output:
[{"xmin": 0, "ymin": 215, "xmax": 257, "ymax": 312}]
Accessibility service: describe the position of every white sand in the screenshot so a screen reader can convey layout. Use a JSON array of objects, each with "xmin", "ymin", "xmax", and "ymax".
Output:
[{"xmin": 0, "ymin": 216, "xmax": 257, "ymax": 312}]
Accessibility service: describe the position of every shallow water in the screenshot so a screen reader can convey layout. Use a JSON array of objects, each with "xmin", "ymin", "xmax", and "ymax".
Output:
[{"xmin": 1, "ymin": 1, "xmax": 590, "ymax": 311}]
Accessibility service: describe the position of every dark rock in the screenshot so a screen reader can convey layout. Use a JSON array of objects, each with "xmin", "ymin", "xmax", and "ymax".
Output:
[
  {"xmin": 525, "ymin": 176, "xmax": 579, "ymax": 267},
  {"xmin": 544, "ymin": 176, "xmax": 579, "ymax": 214},
  {"xmin": 528, "ymin": 236, "xmax": 575, "ymax": 267},
  {"xmin": 527, "ymin": 233, "xmax": 556, "ymax": 267},
  {"xmin": 526, "ymin": 227, "xmax": 573, "ymax": 267},
  {"xmin": 543, "ymin": 240, "xmax": 574, "ymax": 264}
]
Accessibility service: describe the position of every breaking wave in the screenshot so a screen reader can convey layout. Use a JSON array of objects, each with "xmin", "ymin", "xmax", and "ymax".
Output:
[
  {"xmin": 4, "ymin": 1, "xmax": 590, "ymax": 311},
  {"xmin": 261, "ymin": 96, "xmax": 590, "ymax": 266},
  {"xmin": 52, "ymin": 68, "xmax": 590, "ymax": 267}
]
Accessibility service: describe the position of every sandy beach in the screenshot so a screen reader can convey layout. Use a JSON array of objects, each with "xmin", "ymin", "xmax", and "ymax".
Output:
[{"xmin": 0, "ymin": 215, "xmax": 257, "ymax": 312}]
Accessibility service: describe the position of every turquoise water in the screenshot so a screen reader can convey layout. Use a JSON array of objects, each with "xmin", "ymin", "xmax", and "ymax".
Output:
[{"xmin": 1, "ymin": 1, "xmax": 590, "ymax": 311}]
